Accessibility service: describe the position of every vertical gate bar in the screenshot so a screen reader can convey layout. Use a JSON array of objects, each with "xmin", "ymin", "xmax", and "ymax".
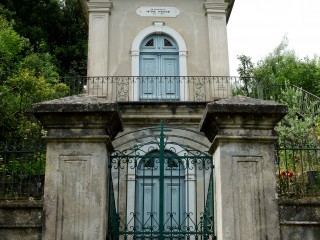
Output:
[
  {"xmin": 211, "ymin": 160, "xmax": 215, "ymax": 238},
  {"xmin": 316, "ymin": 148, "xmax": 319, "ymax": 173},
  {"xmin": 117, "ymin": 156, "xmax": 120, "ymax": 223},
  {"xmin": 142, "ymin": 155, "xmax": 146, "ymax": 230},
  {"xmin": 299, "ymin": 148, "xmax": 305, "ymax": 195},
  {"xmin": 186, "ymin": 157, "xmax": 190, "ymax": 237},
  {"xmin": 178, "ymin": 156, "xmax": 181, "ymax": 236},
  {"xmin": 151, "ymin": 154, "xmax": 154, "ymax": 239},
  {"xmin": 125, "ymin": 157, "xmax": 128, "ymax": 237},
  {"xmin": 159, "ymin": 121, "xmax": 165, "ymax": 239},
  {"xmin": 291, "ymin": 149, "xmax": 297, "ymax": 195},
  {"xmin": 195, "ymin": 158, "xmax": 198, "ymax": 237},
  {"xmin": 134, "ymin": 157, "xmax": 138, "ymax": 238},
  {"xmin": 170, "ymin": 156, "xmax": 173, "ymax": 237},
  {"xmin": 203, "ymin": 158, "xmax": 206, "ymax": 238}
]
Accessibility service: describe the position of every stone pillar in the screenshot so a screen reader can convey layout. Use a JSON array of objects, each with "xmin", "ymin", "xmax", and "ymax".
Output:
[
  {"xmin": 200, "ymin": 96, "xmax": 287, "ymax": 240},
  {"xmin": 87, "ymin": 0, "xmax": 112, "ymax": 96},
  {"xmin": 31, "ymin": 95, "xmax": 123, "ymax": 240},
  {"xmin": 204, "ymin": 1, "xmax": 231, "ymax": 99}
]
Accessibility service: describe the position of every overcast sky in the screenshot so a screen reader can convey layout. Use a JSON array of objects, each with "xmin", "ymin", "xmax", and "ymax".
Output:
[{"xmin": 227, "ymin": 0, "xmax": 320, "ymax": 76}]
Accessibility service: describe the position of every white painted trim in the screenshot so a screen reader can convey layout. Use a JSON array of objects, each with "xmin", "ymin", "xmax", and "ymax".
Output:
[
  {"xmin": 131, "ymin": 22, "xmax": 188, "ymax": 101},
  {"xmin": 125, "ymin": 144, "xmax": 196, "ymax": 233}
]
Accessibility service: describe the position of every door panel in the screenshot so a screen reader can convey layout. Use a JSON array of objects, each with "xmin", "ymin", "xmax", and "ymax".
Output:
[
  {"xmin": 162, "ymin": 56, "xmax": 178, "ymax": 76},
  {"xmin": 162, "ymin": 56, "xmax": 179, "ymax": 98},
  {"xmin": 140, "ymin": 55, "xmax": 158, "ymax": 99},
  {"xmin": 140, "ymin": 55, "xmax": 158, "ymax": 77},
  {"xmin": 135, "ymin": 180, "xmax": 160, "ymax": 232},
  {"xmin": 135, "ymin": 151, "xmax": 185, "ymax": 240},
  {"xmin": 164, "ymin": 180, "xmax": 185, "ymax": 231}
]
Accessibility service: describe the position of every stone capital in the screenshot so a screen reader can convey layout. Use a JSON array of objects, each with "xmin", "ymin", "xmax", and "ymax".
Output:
[
  {"xmin": 199, "ymin": 96, "xmax": 288, "ymax": 142},
  {"xmin": 87, "ymin": 0, "xmax": 113, "ymax": 14},
  {"xmin": 31, "ymin": 95, "xmax": 123, "ymax": 140},
  {"xmin": 203, "ymin": 2, "xmax": 229, "ymax": 15}
]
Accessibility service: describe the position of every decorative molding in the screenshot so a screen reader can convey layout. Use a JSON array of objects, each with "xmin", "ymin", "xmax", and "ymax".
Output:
[
  {"xmin": 87, "ymin": 1, "xmax": 113, "ymax": 13},
  {"xmin": 203, "ymin": 2, "xmax": 228, "ymax": 15},
  {"xmin": 131, "ymin": 22, "xmax": 187, "ymax": 53},
  {"xmin": 232, "ymin": 156, "xmax": 265, "ymax": 239}
]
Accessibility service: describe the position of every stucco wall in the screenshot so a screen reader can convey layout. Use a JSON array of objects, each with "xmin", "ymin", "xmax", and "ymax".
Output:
[{"xmin": 108, "ymin": 0, "xmax": 211, "ymax": 76}]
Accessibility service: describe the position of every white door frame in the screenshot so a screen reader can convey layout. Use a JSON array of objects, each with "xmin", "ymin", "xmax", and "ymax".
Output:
[
  {"xmin": 131, "ymin": 21, "xmax": 188, "ymax": 101},
  {"xmin": 126, "ymin": 143, "xmax": 196, "ymax": 237}
]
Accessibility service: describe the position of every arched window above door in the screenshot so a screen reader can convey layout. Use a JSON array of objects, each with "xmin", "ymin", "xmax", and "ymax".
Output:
[{"xmin": 140, "ymin": 35, "xmax": 178, "ymax": 53}]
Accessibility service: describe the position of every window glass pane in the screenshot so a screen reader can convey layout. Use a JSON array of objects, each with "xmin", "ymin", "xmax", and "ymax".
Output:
[
  {"xmin": 164, "ymin": 39, "xmax": 173, "ymax": 47},
  {"xmin": 144, "ymin": 158, "xmax": 155, "ymax": 168},
  {"xmin": 167, "ymin": 159, "xmax": 178, "ymax": 168},
  {"xmin": 145, "ymin": 39, "xmax": 154, "ymax": 46}
]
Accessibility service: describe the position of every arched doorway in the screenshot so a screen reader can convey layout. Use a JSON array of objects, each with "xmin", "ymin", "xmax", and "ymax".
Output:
[
  {"xmin": 131, "ymin": 22, "xmax": 188, "ymax": 101},
  {"xmin": 139, "ymin": 34, "xmax": 179, "ymax": 100},
  {"xmin": 109, "ymin": 123, "xmax": 215, "ymax": 239}
]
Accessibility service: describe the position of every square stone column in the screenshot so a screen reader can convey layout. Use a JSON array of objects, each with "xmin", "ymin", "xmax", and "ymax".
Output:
[
  {"xmin": 204, "ymin": 2, "xmax": 231, "ymax": 99},
  {"xmin": 200, "ymin": 96, "xmax": 287, "ymax": 240},
  {"xmin": 31, "ymin": 95, "xmax": 123, "ymax": 240},
  {"xmin": 87, "ymin": 0, "xmax": 112, "ymax": 96}
]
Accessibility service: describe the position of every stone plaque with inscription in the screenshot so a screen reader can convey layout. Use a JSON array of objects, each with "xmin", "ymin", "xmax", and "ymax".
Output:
[{"xmin": 137, "ymin": 7, "xmax": 180, "ymax": 18}]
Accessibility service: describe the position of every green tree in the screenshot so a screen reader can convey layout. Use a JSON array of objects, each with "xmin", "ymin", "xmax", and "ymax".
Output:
[
  {"xmin": 237, "ymin": 38, "xmax": 320, "ymax": 145},
  {"xmin": 252, "ymin": 37, "xmax": 320, "ymax": 96},
  {"xmin": 0, "ymin": 14, "xmax": 29, "ymax": 82},
  {"xmin": 236, "ymin": 55, "xmax": 257, "ymax": 96},
  {"xmin": 0, "ymin": 12, "xmax": 68, "ymax": 143},
  {"xmin": 1, "ymin": 0, "xmax": 88, "ymax": 76},
  {"xmin": 275, "ymin": 86, "xmax": 318, "ymax": 145}
]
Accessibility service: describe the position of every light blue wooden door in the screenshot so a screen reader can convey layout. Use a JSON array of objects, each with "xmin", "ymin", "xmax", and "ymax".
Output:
[
  {"xmin": 140, "ymin": 35, "xmax": 179, "ymax": 100},
  {"xmin": 135, "ymin": 151, "xmax": 185, "ymax": 239}
]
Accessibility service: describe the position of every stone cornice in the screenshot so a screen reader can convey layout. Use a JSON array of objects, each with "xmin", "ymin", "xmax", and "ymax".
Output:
[
  {"xmin": 203, "ymin": 2, "xmax": 229, "ymax": 15},
  {"xmin": 199, "ymin": 96, "xmax": 288, "ymax": 142},
  {"xmin": 209, "ymin": 135, "xmax": 278, "ymax": 154},
  {"xmin": 87, "ymin": 1, "xmax": 113, "ymax": 13},
  {"xmin": 31, "ymin": 95, "xmax": 123, "ymax": 140}
]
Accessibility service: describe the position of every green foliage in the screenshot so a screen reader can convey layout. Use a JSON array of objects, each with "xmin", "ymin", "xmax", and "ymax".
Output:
[
  {"xmin": 0, "ymin": 153, "xmax": 46, "ymax": 177},
  {"xmin": 251, "ymin": 37, "xmax": 320, "ymax": 96},
  {"xmin": 0, "ymin": 11, "xmax": 69, "ymax": 142},
  {"xmin": 275, "ymin": 86, "xmax": 318, "ymax": 144},
  {"xmin": 237, "ymin": 37, "xmax": 320, "ymax": 145},
  {"xmin": 237, "ymin": 55, "xmax": 254, "ymax": 78},
  {"xmin": 235, "ymin": 55, "xmax": 259, "ymax": 97},
  {"xmin": 1, "ymin": 0, "xmax": 88, "ymax": 76},
  {"xmin": 0, "ymin": 14, "xmax": 29, "ymax": 81},
  {"xmin": 315, "ymin": 117, "xmax": 320, "ymax": 142}
]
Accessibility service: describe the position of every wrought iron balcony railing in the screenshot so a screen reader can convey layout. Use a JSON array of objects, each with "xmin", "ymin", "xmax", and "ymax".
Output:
[
  {"xmin": 58, "ymin": 76, "xmax": 320, "ymax": 116},
  {"xmin": 59, "ymin": 76, "xmax": 272, "ymax": 102}
]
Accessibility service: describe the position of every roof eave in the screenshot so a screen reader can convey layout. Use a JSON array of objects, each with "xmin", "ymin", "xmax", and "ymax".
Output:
[{"xmin": 226, "ymin": 0, "xmax": 235, "ymax": 23}]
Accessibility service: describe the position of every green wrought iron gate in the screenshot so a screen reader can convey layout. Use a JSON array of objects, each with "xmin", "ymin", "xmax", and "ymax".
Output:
[{"xmin": 109, "ymin": 123, "xmax": 215, "ymax": 239}]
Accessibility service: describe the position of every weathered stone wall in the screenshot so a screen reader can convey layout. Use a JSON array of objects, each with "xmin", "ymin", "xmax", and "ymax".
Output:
[
  {"xmin": 0, "ymin": 202, "xmax": 42, "ymax": 240},
  {"xmin": 279, "ymin": 199, "xmax": 320, "ymax": 240},
  {"xmin": 1, "ymin": 200, "xmax": 320, "ymax": 240}
]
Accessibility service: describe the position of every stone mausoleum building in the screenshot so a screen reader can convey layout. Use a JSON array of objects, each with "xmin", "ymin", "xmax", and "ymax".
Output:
[{"xmin": 30, "ymin": 0, "xmax": 289, "ymax": 239}]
